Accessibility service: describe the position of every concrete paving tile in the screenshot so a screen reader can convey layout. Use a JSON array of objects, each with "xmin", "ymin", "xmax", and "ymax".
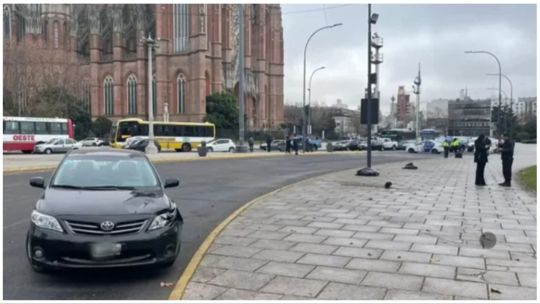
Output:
[
  {"xmin": 214, "ymin": 236, "xmax": 258, "ymax": 246},
  {"xmin": 517, "ymin": 272, "xmax": 537, "ymax": 288},
  {"xmin": 384, "ymin": 290, "xmax": 453, "ymax": 300},
  {"xmin": 381, "ymin": 250, "xmax": 432, "ymax": 263},
  {"xmin": 307, "ymin": 221, "xmax": 343, "ymax": 229},
  {"xmin": 489, "ymin": 284, "xmax": 536, "ymax": 300},
  {"xmin": 315, "ymin": 228, "xmax": 355, "ymax": 238},
  {"xmin": 364, "ymin": 239, "xmax": 412, "ymax": 251},
  {"xmin": 431, "ymin": 254, "xmax": 485, "ymax": 269},
  {"xmin": 362, "ymin": 272, "xmax": 424, "ymax": 291},
  {"xmin": 457, "ymin": 268, "xmax": 519, "ymax": 286},
  {"xmin": 317, "ymin": 282, "xmax": 386, "ymax": 300},
  {"xmin": 323, "ymin": 237, "xmax": 367, "ymax": 248},
  {"xmin": 252, "ymin": 249, "xmax": 305, "ymax": 263},
  {"xmin": 333, "ymin": 246, "xmax": 383, "ymax": 259},
  {"xmin": 191, "ymin": 266, "xmax": 228, "ymax": 283},
  {"xmin": 182, "ymin": 282, "xmax": 227, "ymax": 300},
  {"xmin": 211, "ymin": 245, "xmax": 262, "ymax": 258},
  {"xmin": 297, "ymin": 253, "xmax": 351, "ymax": 267},
  {"xmin": 342, "ymin": 224, "xmax": 381, "ymax": 232},
  {"xmin": 200, "ymin": 254, "xmax": 267, "ymax": 271},
  {"xmin": 257, "ymin": 261, "xmax": 315, "ymax": 278},
  {"xmin": 422, "ymin": 277, "xmax": 488, "ymax": 299},
  {"xmin": 261, "ymin": 276, "xmax": 328, "ymax": 297},
  {"xmin": 306, "ymin": 266, "xmax": 367, "ymax": 285},
  {"xmin": 208, "ymin": 269, "xmax": 274, "ymax": 291},
  {"xmin": 283, "ymin": 233, "xmax": 326, "ymax": 244},
  {"xmin": 279, "ymin": 225, "xmax": 318, "ymax": 234},
  {"xmin": 247, "ymin": 230, "xmax": 290, "ymax": 240},
  {"xmin": 215, "ymin": 288, "xmax": 283, "ymax": 300},
  {"xmin": 249, "ymin": 239, "xmax": 296, "ymax": 250},
  {"xmin": 290, "ymin": 243, "xmax": 337, "ymax": 255},
  {"xmin": 345, "ymin": 258, "xmax": 400, "ymax": 272},
  {"xmin": 399, "ymin": 262, "xmax": 455, "ymax": 279}
]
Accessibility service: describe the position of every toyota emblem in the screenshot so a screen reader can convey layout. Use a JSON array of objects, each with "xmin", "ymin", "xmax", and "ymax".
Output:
[{"xmin": 100, "ymin": 221, "xmax": 115, "ymax": 231}]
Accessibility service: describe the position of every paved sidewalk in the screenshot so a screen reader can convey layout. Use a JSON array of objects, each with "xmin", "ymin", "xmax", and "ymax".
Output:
[{"xmin": 181, "ymin": 148, "xmax": 537, "ymax": 300}]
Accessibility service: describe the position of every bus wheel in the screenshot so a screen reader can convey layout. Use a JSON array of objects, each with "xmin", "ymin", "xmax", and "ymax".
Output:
[
  {"xmin": 22, "ymin": 150, "xmax": 32, "ymax": 154},
  {"xmin": 181, "ymin": 143, "xmax": 192, "ymax": 152}
]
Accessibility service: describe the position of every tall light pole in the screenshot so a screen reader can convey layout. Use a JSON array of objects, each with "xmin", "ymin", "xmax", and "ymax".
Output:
[
  {"xmin": 237, "ymin": 4, "xmax": 248, "ymax": 152},
  {"xmin": 302, "ymin": 23, "xmax": 342, "ymax": 151},
  {"xmin": 465, "ymin": 50, "xmax": 502, "ymax": 136},
  {"xmin": 412, "ymin": 63, "xmax": 421, "ymax": 140},
  {"xmin": 486, "ymin": 73, "xmax": 513, "ymax": 135},
  {"xmin": 307, "ymin": 66, "xmax": 325, "ymax": 135},
  {"xmin": 142, "ymin": 33, "xmax": 158, "ymax": 154},
  {"xmin": 357, "ymin": 3, "xmax": 379, "ymax": 177}
]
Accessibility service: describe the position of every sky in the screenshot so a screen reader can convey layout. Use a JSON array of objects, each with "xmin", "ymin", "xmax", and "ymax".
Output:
[{"xmin": 281, "ymin": 3, "xmax": 537, "ymax": 115}]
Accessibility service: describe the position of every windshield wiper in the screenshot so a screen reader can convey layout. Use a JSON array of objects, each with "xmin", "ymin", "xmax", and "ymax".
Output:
[{"xmin": 51, "ymin": 184, "xmax": 86, "ymax": 189}]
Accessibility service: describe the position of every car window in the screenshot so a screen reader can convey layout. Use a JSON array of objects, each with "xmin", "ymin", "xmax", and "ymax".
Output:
[
  {"xmin": 52, "ymin": 156, "xmax": 159, "ymax": 188},
  {"xmin": 55, "ymin": 139, "xmax": 65, "ymax": 145}
]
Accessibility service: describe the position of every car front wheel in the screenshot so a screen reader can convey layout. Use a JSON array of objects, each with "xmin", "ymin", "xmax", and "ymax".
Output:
[
  {"xmin": 229, "ymin": 147, "xmax": 235, "ymax": 152},
  {"xmin": 207, "ymin": 147, "xmax": 213, "ymax": 152},
  {"xmin": 408, "ymin": 148, "xmax": 415, "ymax": 153},
  {"xmin": 44, "ymin": 148, "xmax": 52, "ymax": 154}
]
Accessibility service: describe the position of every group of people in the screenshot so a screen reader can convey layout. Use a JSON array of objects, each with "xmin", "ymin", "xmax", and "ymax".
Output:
[
  {"xmin": 441, "ymin": 138, "xmax": 464, "ymax": 158},
  {"xmin": 246, "ymin": 135, "xmax": 300, "ymax": 155},
  {"xmin": 474, "ymin": 134, "xmax": 514, "ymax": 187}
]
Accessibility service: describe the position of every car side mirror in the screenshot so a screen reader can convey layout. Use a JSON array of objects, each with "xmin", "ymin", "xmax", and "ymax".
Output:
[
  {"xmin": 30, "ymin": 177, "xmax": 45, "ymax": 188},
  {"xmin": 164, "ymin": 178, "xmax": 180, "ymax": 188}
]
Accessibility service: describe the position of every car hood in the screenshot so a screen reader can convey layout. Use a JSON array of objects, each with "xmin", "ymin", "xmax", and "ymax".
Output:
[{"xmin": 37, "ymin": 188, "xmax": 171, "ymax": 216}]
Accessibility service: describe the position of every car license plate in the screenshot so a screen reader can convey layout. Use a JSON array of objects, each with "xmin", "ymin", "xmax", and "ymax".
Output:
[{"xmin": 90, "ymin": 243, "xmax": 122, "ymax": 259}]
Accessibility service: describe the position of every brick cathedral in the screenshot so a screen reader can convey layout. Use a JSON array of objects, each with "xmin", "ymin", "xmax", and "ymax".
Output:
[{"xmin": 3, "ymin": 4, "xmax": 284, "ymax": 129}]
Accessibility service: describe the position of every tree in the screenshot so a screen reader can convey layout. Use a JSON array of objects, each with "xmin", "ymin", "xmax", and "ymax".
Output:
[
  {"xmin": 92, "ymin": 116, "xmax": 113, "ymax": 138},
  {"xmin": 492, "ymin": 104, "xmax": 517, "ymax": 137},
  {"xmin": 205, "ymin": 92, "xmax": 239, "ymax": 130}
]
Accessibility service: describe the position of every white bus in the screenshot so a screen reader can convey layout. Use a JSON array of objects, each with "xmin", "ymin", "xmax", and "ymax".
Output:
[{"xmin": 3, "ymin": 116, "xmax": 74, "ymax": 153}]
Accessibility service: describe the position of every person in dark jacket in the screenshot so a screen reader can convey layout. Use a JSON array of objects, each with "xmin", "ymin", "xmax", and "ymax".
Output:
[
  {"xmin": 285, "ymin": 134, "xmax": 291, "ymax": 154},
  {"xmin": 474, "ymin": 134, "xmax": 489, "ymax": 186},
  {"xmin": 293, "ymin": 136, "xmax": 299, "ymax": 155},
  {"xmin": 266, "ymin": 135, "xmax": 273, "ymax": 152},
  {"xmin": 248, "ymin": 137, "xmax": 254, "ymax": 152},
  {"xmin": 498, "ymin": 134, "xmax": 514, "ymax": 187}
]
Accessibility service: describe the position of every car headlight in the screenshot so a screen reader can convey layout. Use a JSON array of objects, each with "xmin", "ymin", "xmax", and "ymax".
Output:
[
  {"xmin": 31, "ymin": 210, "xmax": 63, "ymax": 232},
  {"xmin": 148, "ymin": 204, "xmax": 177, "ymax": 231}
]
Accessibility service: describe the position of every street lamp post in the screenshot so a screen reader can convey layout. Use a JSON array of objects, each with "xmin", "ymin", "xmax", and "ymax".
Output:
[
  {"xmin": 237, "ymin": 4, "xmax": 248, "ymax": 152},
  {"xmin": 357, "ymin": 3, "xmax": 379, "ymax": 177},
  {"xmin": 465, "ymin": 50, "xmax": 502, "ymax": 136},
  {"xmin": 486, "ymin": 73, "xmax": 513, "ymax": 135},
  {"xmin": 142, "ymin": 33, "xmax": 158, "ymax": 154},
  {"xmin": 307, "ymin": 66, "xmax": 326, "ymax": 135},
  {"xmin": 412, "ymin": 63, "xmax": 421, "ymax": 140},
  {"xmin": 302, "ymin": 23, "xmax": 342, "ymax": 152}
]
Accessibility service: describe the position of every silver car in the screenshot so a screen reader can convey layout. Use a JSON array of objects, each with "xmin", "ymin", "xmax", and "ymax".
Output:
[{"xmin": 34, "ymin": 138, "xmax": 82, "ymax": 154}]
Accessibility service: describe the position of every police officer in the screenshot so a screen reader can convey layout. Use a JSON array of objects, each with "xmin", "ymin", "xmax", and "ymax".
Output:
[
  {"xmin": 498, "ymin": 134, "xmax": 514, "ymax": 187},
  {"xmin": 442, "ymin": 140, "xmax": 450, "ymax": 158},
  {"xmin": 451, "ymin": 138, "xmax": 460, "ymax": 157}
]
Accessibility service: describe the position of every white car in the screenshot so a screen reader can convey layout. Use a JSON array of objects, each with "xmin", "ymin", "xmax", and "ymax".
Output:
[
  {"xmin": 405, "ymin": 140, "xmax": 443, "ymax": 154},
  {"xmin": 381, "ymin": 138, "xmax": 398, "ymax": 150},
  {"xmin": 80, "ymin": 137, "xmax": 105, "ymax": 147},
  {"xmin": 34, "ymin": 138, "xmax": 82, "ymax": 154},
  {"xmin": 206, "ymin": 138, "xmax": 236, "ymax": 152}
]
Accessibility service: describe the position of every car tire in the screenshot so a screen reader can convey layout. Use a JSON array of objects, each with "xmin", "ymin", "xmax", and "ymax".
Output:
[
  {"xmin": 44, "ymin": 148, "xmax": 52, "ymax": 155},
  {"xmin": 181, "ymin": 143, "xmax": 191, "ymax": 152},
  {"xmin": 22, "ymin": 150, "xmax": 33, "ymax": 154},
  {"xmin": 408, "ymin": 148, "xmax": 415, "ymax": 153},
  {"xmin": 229, "ymin": 147, "xmax": 235, "ymax": 152},
  {"xmin": 392, "ymin": 146, "xmax": 396, "ymax": 150},
  {"xmin": 432, "ymin": 149, "xmax": 439, "ymax": 154},
  {"xmin": 207, "ymin": 147, "xmax": 213, "ymax": 152}
]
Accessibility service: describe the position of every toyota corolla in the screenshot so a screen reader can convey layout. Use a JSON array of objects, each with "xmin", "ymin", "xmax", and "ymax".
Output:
[{"xmin": 26, "ymin": 149, "xmax": 182, "ymax": 272}]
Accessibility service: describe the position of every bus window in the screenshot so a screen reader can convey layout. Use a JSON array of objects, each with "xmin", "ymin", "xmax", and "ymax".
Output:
[
  {"xmin": 20, "ymin": 121, "xmax": 35, "ymax": 134},
  {"xmin": 35, "ymin": 122, "xmax": 48, "ymax": 134},
  {"xmin": 4, "ymin": 121, "xmax": 19, "ymax": 134},
  {"xmin": 154, "ymin": 124, "xmax": 164, "ymax": 136},
  {"xmin": 184, "ymin": 126, "xmax": 194, "ymax": 137},
  {"xmin": 50, "ymin": 122, "xmax": 63, "ymax": 134},
  {"xmin": 61, "ymin": 123, "xmax": 67, "ymax": 134},
  {"xmin": 174, "ymin": 126, "xmax": 185, "ymax": 137},
  {"xmin": 204, "ymin": 126, "xmax": 214, "ymax": 137}
]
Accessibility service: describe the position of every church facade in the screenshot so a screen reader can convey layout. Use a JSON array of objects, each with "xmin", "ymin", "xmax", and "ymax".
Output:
[{"xmin": 3, "ymin": 4, "xmax": 284, "ymax": 129}]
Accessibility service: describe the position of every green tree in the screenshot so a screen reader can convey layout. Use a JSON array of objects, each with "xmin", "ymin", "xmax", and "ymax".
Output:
[
  {"xmin": 205, "ymin": 92, "xmax": 239, "ymax": 130},
  {"xmin": 92, "ymin": 116, "xmax": 113, "ymax": 138}
]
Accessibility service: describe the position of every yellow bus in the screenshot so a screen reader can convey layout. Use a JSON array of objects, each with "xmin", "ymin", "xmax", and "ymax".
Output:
[{"xmin": 110, "ymin": 118, "xmax": 216, "ymax": 152}]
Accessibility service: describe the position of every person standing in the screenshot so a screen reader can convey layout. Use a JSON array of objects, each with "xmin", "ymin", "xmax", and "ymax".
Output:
[
  {"xmin": 293, "ymin": 136, "xmax": 299, "ymax": 155},
  {"xmin": 451, "ymin": 138, "xmax": 460, "ymax": 157},
  {"xmin": 248, "ymin": 137, "xmax": 254, "ymax": 152},
  {"xmin": 266, "ymin": 134, "xmax": 273, "ymax": 152},
  {"xmin": 474, "ymin": 134, "xmax": 489, "ymax": 186},
  {"xmin": 285, "ymin": 134, "xmax": 291, "ymax": 154},
  {"xmin": 442, "ymin": 140, "xmax": 450, "ymax": 158},
  {"xmin": 498, "ymin": 134, "xmax": 514, "ymax": 187}
]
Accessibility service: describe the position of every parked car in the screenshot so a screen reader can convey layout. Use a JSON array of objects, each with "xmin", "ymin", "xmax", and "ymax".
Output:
[
  {"xmin": 347, "ymin": 139, "xmax": 362, "ymax": 151},
  {"xmin": 80, "ymin": 137, "xmax": 105, "ymax": 147},
  {"xmin": 26, "ymin": 149, "xmax": 182, "ymax": 272},
  {"xmin": 34, "ymin": 138, "xmax": 82, "ymax": 154},
  {"xmin": 381, "ymin": 138, "xmax": 398, "ymax": 150},
  {"xmin": 122, "ymin": 136, "xmax": 144, "ymax": 149},
  {"xmin": 260, "ymin": 140, "xmax": 285, "ymax": 152},
  {"xmin": 398, "ymin": 139, "xmax": 416, "ymax": 150},
  {"xmin": 206, "ymin": 138, "xmax": 236, "ymax": 152},
  {"xmin": 405, "ymin": 140, "xmax": 443, "ymax": 154},
  {"xmin": 125, "ymin": 138, "xmax": 161, "ymax": 153},
  {"xmin": 332, "ymin": 140, "xmax": 351, "ymax": 151},
  {"xmin": 370, "ymin": 137, "xmax": 384, "ymax": 151}
]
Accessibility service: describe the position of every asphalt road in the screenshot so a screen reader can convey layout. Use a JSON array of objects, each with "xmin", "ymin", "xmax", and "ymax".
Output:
[{"xmin": 3, "ymin": 151, "xmax": 434, "ymax": 300}]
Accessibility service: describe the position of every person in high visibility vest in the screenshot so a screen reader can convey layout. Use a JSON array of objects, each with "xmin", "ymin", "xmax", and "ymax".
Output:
[
  {"xmin": 442, "ymin": 140, "xmax": 450, "ymax": 158},
  {"xmin": 451, "ymin": 138, "xmax": 461, "ymax": 157}
]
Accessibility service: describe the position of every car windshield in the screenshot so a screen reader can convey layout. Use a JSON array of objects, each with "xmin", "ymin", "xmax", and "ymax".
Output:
[
  {"xmin": 51, "ymin": 155, "xmax": 160, "ymax": 189},
  {"xmin": 46, "ymin": 138, "xmax": 57, "ymax": 144}
]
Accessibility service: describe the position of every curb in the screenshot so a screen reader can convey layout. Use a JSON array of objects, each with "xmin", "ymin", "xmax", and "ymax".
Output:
[
  {"xmin": 168, "ymin": 167, "xmax": 355, "ymax": 300},
  {"xmin": 3, "ymin": 151, "xmax": 365, "ymax": 174}
]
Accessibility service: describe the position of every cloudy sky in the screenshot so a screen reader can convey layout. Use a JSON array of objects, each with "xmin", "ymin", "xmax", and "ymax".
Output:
[{"xmin": 281, "ymin": 3, "xmax": 537, "ymax": 115}]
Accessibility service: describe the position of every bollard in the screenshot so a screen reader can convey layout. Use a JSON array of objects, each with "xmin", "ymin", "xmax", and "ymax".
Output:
[{"xmin": 198, "ymin": 141, "xmax": 207, "ymax": 157}]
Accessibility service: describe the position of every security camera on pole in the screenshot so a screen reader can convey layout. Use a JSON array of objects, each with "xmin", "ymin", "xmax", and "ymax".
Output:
[
  {"xmin": 357, "ymin": 3, "xmax": 380, "ymax": 177},
  {"xmin": 412, "ymin": 63, "xmax": 421, "ymax": 141}
]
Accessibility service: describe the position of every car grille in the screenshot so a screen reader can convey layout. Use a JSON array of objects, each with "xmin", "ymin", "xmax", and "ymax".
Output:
[{"xmin": 65, "ymin": 219, "xmax": 147, "ymax": 236}]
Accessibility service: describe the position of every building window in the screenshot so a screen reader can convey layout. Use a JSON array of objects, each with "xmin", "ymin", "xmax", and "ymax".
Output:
[
  {"xmin": 83, "ymin": 84, "xmax": 91, "ymax": 113},
  {"xmin": 53, "ymin": 21, "xmax": 59, "ymax": 48},
  {"xmin": 177, "ymin": 74, "xmax": 186, "ymax": 114},
  {"xmin": 152, "ymin": 74, "xmax": 157, "ymax": 116},
  {"xmin": 127, "ymin": 74, "xmax": 137, "ymax": 115},
  {"xmin": 3, "ymin": 5, "xmax": 11, "ymax": 39},
  {"xmin": 16, "ymin": 14, "xmax": 25, "ymax": 41},
  {"xmin": 173, "ymin": 4, "xmax": 189, "ymax": 53},
  {"xmin": 103, "ymin": 76, "xmax": 114, "ymax": 115}
]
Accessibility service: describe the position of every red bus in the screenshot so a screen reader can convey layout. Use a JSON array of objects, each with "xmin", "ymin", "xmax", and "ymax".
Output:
[{"xmin": 3, "ymin": 116, "xmax": 74, "ymax": 153}]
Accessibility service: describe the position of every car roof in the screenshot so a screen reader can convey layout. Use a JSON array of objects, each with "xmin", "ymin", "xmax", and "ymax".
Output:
[{"xmin": 67, "ymin": 148, "xmax": 145, "ymax": 158}]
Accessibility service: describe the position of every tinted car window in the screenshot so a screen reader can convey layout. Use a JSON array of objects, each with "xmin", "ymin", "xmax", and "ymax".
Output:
[{"xmin": 52, "ymin": 156, "xmax": 159, "ymax": 188}]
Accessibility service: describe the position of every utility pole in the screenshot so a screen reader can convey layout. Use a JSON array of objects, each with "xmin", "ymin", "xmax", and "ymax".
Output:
[
  {"xmin": 142, "ymin": 33, "xmax": 158, "ymax": 154},
  {"xmin": 237, "ymin": 4, "xmax": 247, "ymax": 152},
  {"xmin": 413, "ymin": 63, "xmax": 421, "ymax": 140}
]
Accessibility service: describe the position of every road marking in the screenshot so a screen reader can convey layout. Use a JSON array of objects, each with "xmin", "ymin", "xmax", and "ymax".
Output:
[{"xmin": 167, "ymin": 168, "xmax": 350, "ymax": 300}]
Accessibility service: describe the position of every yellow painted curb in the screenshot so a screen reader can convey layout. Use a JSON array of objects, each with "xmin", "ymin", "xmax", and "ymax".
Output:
[{"xmin": 168, "ymin": 168, "xmax": 352, "ymax": 300}]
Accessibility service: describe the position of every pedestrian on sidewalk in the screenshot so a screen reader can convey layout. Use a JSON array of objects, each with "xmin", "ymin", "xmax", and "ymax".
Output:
[
  {"xmin": 442, "ymin": 140, "xmax": 450, "ymax": 158},
  {"xmin": 285, "ymin": 134, "xmax": 291, "ymax": 154},
  {"xmin": 498, "ymin": 134, "xmax": 514, "ymax": 187},
  {"xmin": 248, "ymin": 137, "xmax": 254, "ymax": 152},
  {"xmin": 266, "ymin": 134, "xmax": 273, "ymax": 152},
  {"xmin": 451, "ymin": 138, "xmax": 461, "ymax": 158},
  {"xmin": 474, "ymin": 134, "xmax": 489, "ymax": 186},
  {"xmin": 293, "ymin": 136, "xmax": 299, "ymax": 155}
]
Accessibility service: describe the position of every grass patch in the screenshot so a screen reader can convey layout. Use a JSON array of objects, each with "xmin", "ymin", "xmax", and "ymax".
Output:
[{"xmin": 519, "ymin": 166, "xmax": 536, "ymax": 192}]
